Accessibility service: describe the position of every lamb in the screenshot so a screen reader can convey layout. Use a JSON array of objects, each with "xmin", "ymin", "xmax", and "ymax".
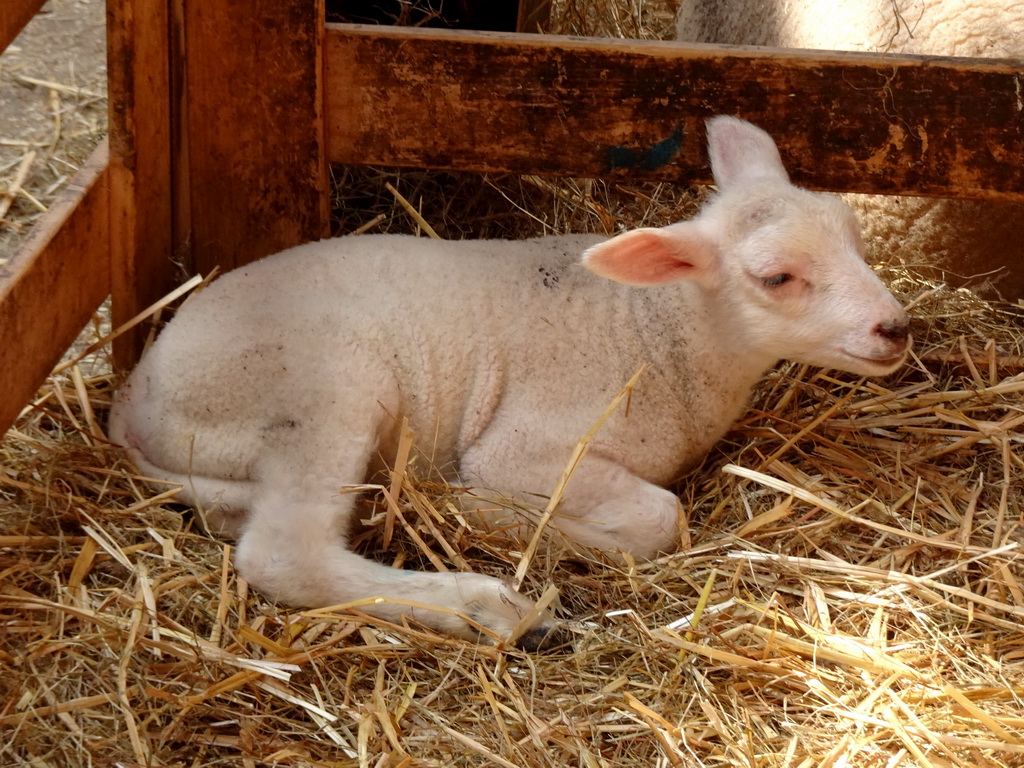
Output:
[
  {"xmin": 108, "ymin": 116, "xmax": 911, "ymax": 648},
  {"xmin": 676, "ymin": 0, "xmax": 1024, "ymax": 298}
]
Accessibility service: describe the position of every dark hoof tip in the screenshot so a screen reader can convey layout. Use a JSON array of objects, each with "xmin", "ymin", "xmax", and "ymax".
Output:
[{"xmin": 515, "ymin": 623, "xmax": 574, "ymax": 652}]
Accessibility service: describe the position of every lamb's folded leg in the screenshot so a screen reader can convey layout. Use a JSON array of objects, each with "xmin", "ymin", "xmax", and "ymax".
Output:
[
  {"xmin": 461, "ymin": 434, "xmax": 681, "ymax": 559},
  {"xmin": 235, "ymin": 478, "xmax": 562, "ymax": 649}
]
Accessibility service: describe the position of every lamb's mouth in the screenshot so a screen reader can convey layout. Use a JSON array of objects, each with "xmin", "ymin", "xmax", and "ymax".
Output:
[{"xmin": 844, "ymin": 349, "xmax": 909, "ymax": 371}]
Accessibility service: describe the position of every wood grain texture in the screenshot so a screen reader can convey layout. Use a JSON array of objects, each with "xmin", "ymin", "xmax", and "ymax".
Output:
[
  {"xmin": 0, "ymin": 142, "xmax": 109, "ymax": 437},
  {"xmin": 0, "ymin": 0, "xmax": 45, "ymax": 54},
  {"xmin": 107, "ymin": 0, "xmax": 174, "ymax": 368},
  {"xmin": 183, "ymin": 0, "xmax": 330, "ymax": 277},
  {"xmin": 326, "ymin": 25, "xmax": 1024, "ymax": 201}
]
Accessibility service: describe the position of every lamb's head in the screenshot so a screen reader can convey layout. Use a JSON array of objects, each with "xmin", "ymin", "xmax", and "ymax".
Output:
[{"xmin": 582, "ymin": 116, "xmax": 911, "ymax": 377}]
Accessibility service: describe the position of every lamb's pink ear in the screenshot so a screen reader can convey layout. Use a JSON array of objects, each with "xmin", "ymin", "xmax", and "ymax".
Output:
[
  {"xmin": 581, "ymin": 225, "xmax": 716, "ymax": 286},
  {"xmin": 706, "ymin": 115, "xmax": 789, "ymax": 190}
]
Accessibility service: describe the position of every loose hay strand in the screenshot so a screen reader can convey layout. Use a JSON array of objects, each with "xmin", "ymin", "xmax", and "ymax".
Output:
[{"xmin": 385, "ymin": 181, "xmax": 441, "ymax": 239}]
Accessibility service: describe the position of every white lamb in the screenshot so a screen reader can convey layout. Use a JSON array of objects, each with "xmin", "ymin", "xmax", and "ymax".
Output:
[
  {"xmin": 676, "ymin": 0, "xmax": 1024, "ymax": 297},
  {"xmin": 109, "ymin": 117, "xmax": 911, "ymax": 648}
]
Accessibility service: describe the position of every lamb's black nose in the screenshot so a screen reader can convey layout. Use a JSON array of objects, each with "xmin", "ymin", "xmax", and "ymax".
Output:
[{"xmin": 875, "ymin": 319, "xmax": 911, "ymax": 343}]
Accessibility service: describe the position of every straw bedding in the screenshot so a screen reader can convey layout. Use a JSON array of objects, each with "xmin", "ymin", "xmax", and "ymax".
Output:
[{"xmin": 3, "ymin": 1, "xmax": 1023, "ymax": 766}]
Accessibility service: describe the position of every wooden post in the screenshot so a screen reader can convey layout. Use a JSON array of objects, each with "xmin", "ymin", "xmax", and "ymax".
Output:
[
  {"xmin": 107, "ymin": 0, "xmax": 175, "ymax": 367},
  {"xmin": 108, "ymin": 0, "xmax": 330, "ymax": 365},
  {"xmin": 181, "ymin": 0, "xmax": 330, "ymax": 277}
]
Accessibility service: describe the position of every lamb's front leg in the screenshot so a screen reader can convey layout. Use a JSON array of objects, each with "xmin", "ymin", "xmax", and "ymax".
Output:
[
  {"xmin": 235, "ymin": 479, "xmax": 560, "ymax": 649},
  {"xmin": 549, "ymin": 457, "xmax": 682, "ymax": 558},
  {"xmin": 462, "ymin": 440, "xmax": 682, "ymax": 559}
]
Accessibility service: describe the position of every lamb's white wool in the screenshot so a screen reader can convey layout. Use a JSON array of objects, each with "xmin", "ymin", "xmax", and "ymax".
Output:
[
  {"xmin": 108, "ymin": 117, "xmax": 910, "ymax": 648},
  {"xmin": 676, "ymin": 0, "xmax": 1024, "ymax": 298}
]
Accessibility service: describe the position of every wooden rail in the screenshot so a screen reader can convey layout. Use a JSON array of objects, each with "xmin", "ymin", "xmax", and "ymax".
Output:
[
  {"xmin": 0, "ymin": 143, "xmax": 109, "ymax": 433},
  {"xmin": 0, "ymin": 0, "xmax": 46, "ymax": 54},
  {"xmin": 326, "ymin": 25, "xmax": 1024, "ymax": 201}
]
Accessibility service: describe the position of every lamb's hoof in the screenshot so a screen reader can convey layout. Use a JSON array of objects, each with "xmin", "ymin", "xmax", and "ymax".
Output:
[{"xmin": 515, "ymin": 622, "xmax": 574, "ymax": 652}]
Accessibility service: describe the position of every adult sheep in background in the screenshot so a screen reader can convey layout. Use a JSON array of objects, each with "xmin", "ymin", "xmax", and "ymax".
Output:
[
  {"xmin": 109, "ymin": 117, "xmax": 910, "ymax": 648},
  {"xmin": 676, "ymin": 0, "xmax": 1024, "ymax": 298}
]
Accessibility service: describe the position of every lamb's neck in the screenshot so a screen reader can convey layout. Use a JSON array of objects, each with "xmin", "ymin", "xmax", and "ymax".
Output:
[{"xmin": 625, "ymin": 282, "xmax": 780, "ymax": 390}]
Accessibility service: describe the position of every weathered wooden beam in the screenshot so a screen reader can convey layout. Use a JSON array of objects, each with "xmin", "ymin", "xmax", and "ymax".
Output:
[
  {"xmin": 325, "ymin": 25, "xmax": 1024, "ymax": 201},
  {"xmin": 107, "ymin": 0, "xmax": 175, "ymax": 368},
  {"xmin": 0, "ymin": 0, "xmax": 45, "ymax": 54},
  {"xmin": 0, "ymin": 142, "xmax": 109, "ymax": 437},
  {"xmin": 183, "ymin": 0, "xmax": 330, "ymax": 277}
]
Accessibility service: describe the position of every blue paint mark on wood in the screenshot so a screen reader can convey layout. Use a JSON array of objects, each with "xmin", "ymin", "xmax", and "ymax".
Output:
[{"xmin": 606, "ymin": 126, "xmax": 684, "ymax": 173}]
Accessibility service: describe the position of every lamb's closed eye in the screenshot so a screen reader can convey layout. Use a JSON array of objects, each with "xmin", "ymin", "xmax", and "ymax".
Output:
[{"xmin": 761, "ymin": 272, "xmax": 792, "ymax": 288}]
